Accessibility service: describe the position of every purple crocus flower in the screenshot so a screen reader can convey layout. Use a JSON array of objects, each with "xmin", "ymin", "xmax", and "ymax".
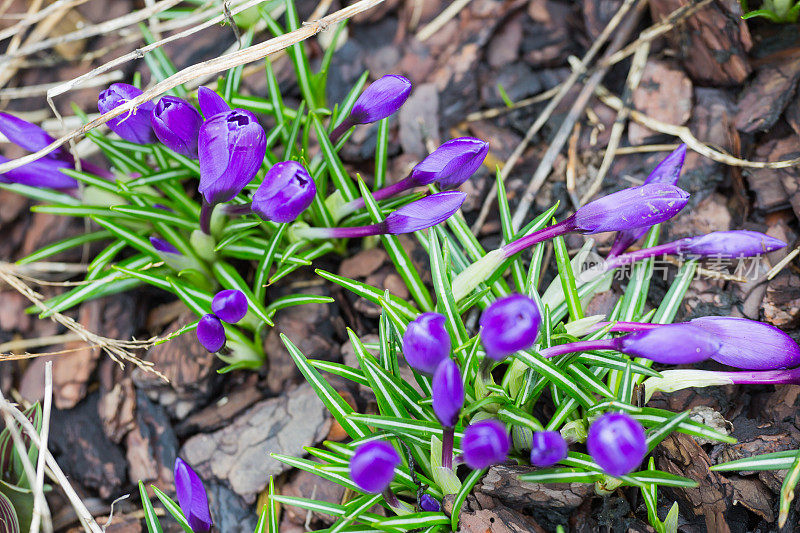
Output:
[
  {"xmin": 402, "ymin": 312, "xmax": 451, "ymax": 374},
  {"xmin": 198, "ymin": 109, "xmax": 266, "ymax": 205},
  {"xmin": 568, "ymin": 183, "xmax": 689, "ymax": 235},
  {"xmin": 452, "ymin": 183, "xmax": 689, "ymax": 301},
  {"xmin": 0, "ymin": 112, "xmax": 70, "ymax": 162},
  {"xmin": 530, "ymin": 431, "xmax": 568, "ymax": 467},
  {"xmin": 461, "ymin": 420, "xmax": 510, "ymax": 469},
  {"xmin": 97, "ymin": 83, "xmax": 156, "ymax": 144},
  {"xmin": 690, "ymin": 316, "xmax": 800, "ymax": 370},
  {"xmin": 331, "ymin": 75, "xmax": 411, "ymax": 141},
  {"xmin": 151, "ymin": 96, "xmax": 203, "ymax": 158},
  {"xmin": 349, "ymin": 440, "xmax": 401, "ymax": 494},
  {"xmin": 150, "ymin": 236, "xmax": 180, "ymax": 255},
  {"xmin": 609, "ymin": 145, "xmax": 687, "ymax": 256},
  {"xmin": 211, "ymin": 289, "xmax": 248, "ymax": 323},
  {"xmin": 197, "ymin": 313, "xmax": 225, "ymax": 352},
  {"xmin": 197, "ymin": 86, "xmax": 230, "ymax": 118},
  {"xmin": 587, "ymin": 412, "xmax": 647, "ymax": 477},
  {"xmin": 0, "ymin": 154, "xmax": 75, "ymax": 189},
  {"xmin": 419, "ymin": 494, "xmax": 441, "ymax": 512},
  {"xmin": 292, "ymin": 191, "xmax": 466, "ymax": 240},
  {"xmin": 337, "ymin": 138, "xmax": 488, "ymax": 217},
  {"xmin": 174, "ymin": 457, "xmax": 212, "ymax": 533},
  {"xmin": 479, "ymin": 294, "xmax": 541, "ymax": 360},
  {"xmin": 252, "ymin": 161, "xmax": 316, "ymax": 223},
  {"xmin": 432, "ymin": 359, "xmax": 464, "ymax": 427}
]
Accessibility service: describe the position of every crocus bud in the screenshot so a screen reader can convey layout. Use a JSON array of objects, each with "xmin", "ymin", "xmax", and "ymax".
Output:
[
  {"xmin": 0, "ymin": 154, "xmax": 75, "ymax": 189},
  {"xmin": 197, "ymin": 313, "xmax": 225, "ymax": 352},
  {"xmin": 617, "ymin": 323, "xmax": 720, "ymax": 365},
  {"xmin": 349, "ymin": 440, "xmax": 401, "ymax": 493},
  {"xmin": 569, "ymin": 183, "xmax": 689, "ymax": 234},
  {"xmin": 409, "ymin": 137, "xmax": 489, "ymax": 189},
  {"xmin": 211, "ymin": 289, "xmax": 248, "ymax": 323},
  {"xmin": 384, "ymin": 191, "xmax": 466, "ymax": 234},
  {"xmin": 419, "ymin": 494, "xmax": 441, "ymax": 512},
  {"xmin": 690, "ymin": 316, "xmax": 800, "ymax": 370},
  {"xmin": 174, "ymin": 457, "xmax": 212, "ymax": 533},
  {"xmin": 151, "ymin": 96, "xmax": 203, "ymax": 158},
  {"xmin": 402, "ymin": 312, "xmax": 451, "ymax": 373},
  {"xmin": 676, "ymin": 231, "xmax": 786, "ymax": 257},
  {"xmin": 461, "ymin": 420, "xmax": 510, "ymax": 469},
  {"xmin": 530, "ymin": 431, "xmax": 568, "ymax": 467},
  {"xmin": 198, "ymin": 109, "xmax": 266, "ymax": 205},
  {"xmin": 252, "ymin": 161, "xmax": 316, "ymax": 223},
  {"xmin": 432, "ymin": 359, "xmax": 464, "ymax": 427},
  {"xmin": 609, "ymin": 145, "xmax": 686, "ymax": 256},
  {"xmin": 349, "ymin": 75, "xmax": 412, "ymax": 125},
  {"xmin": 0, "ymin": 112, "xmax": 70, "ymax": 162},
  {"xmin": 150, "ymin": 236, "xmax": 180, "ymax": 255},
  {"xmin": 97, "ymin": 83, "xmax": 156, "ymax": 144},
  {"xmin": 198, "ymin": 86, "xmax": 230, "ymax": 118},
  {"xmin": 479, "ymin": 294, "xmax": 541, "ymax": 360},
  {"xmin": 587, "ymin": 412, "xmax": 647, "ymax": 477}
]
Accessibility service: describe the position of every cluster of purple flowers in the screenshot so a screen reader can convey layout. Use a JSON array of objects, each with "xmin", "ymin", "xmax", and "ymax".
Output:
[{"xmin": 196, "ymin": 289, "xmax": 248, "ymax": 352}]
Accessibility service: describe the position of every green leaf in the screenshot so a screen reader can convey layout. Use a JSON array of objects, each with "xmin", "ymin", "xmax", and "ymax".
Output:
[
  {"xmin": 281, "ymin": 335, "xmax": 367, "ymax": 439},
  {"xmin": 552, "ymin": 232, "xmax": 583, "ymax": 321},
  {"xmin": 316, "ymin": 269, "xmax": 419, "ymax": 320},
  {"xmin": 450, "ymin": 468, "xmax": 483, "ymax": 531},
  {"xmin": 711, "ymin": 450, "xmax": 798, "ymax": 472},
  {"xmin": 152, "ymin": 486, "xmax": 193, "ymax": 533},
  {"xmin": 139, "ymin": 481, "xmax": 164, "ymax": 533},
  {"xmin": 16, "ymin": 230, "xmax": 111, "ymax": 265}
]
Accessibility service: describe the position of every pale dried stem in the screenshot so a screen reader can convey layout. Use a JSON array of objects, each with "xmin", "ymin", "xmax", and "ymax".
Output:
[
  {"xmin": 0, "ymin": 332, "xmax": 82, "ymax": 353},
  {"xmin": 0, "ymin": 390, "xmax": 103, "ymax": 533},
  {"xmin": 0, "ymin": 0, "xmax": 386, "ymax": 175},
  {"xmin": 29, "ymin": 361, "xmax": 54, "ymax": 533},
  {"xmin": 416, "ymin": 0, "xmax": 473, "ymax": 42},
  {"xmin": 0, "ymin": 0, "xmax": 89, "ymax": 42},
  {"xmin": 579, "ymin": 40, "xmax": 650, "ymax": 204},
  {"xmin": 470, "ymin": 0, "xmax": 639, "ymax": 234}
]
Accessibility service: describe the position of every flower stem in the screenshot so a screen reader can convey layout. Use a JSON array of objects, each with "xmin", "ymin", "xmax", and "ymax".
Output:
[
  {"xmin": 500, "ymin": 219, "xmax": 576, "ymax": 257},
  {"xmin": 442, "ymin": 426, "xmax": 454, "ymax": 470},
  {"xmin": 538, "ymin": 339, "xmax": 620, "ymax": 359},
  {"xmin": 292, "ymin": 222, "xmax": 387, "ymax": 240},
  {"xmin": 330, "ymin": 119, "xmax": 353, "ymax": 144},
  {"xmin": 604, "ymin": 241, "xmax": 682, "ymax": 271},
  {"xmin": 200, "ymin": 200, "xmax": 214, "ymax": 234},
  {"xmin": 337, "ymin": 176, "xmax": 416, "ymax": 217},
  {"xmin": 382, "ymin": 488, "xmax": 400, "ymax": 508}
]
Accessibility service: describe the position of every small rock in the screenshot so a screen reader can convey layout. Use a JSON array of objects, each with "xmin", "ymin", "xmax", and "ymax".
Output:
[
  {"xmin": 689, "ymin": 405, "xmax": 731, "ymax": 446},
  {"xmin": 205, "ymin": 481, "xmax": 259, "ymax": 533},
  {"xmin": 176, "ymin": 383, "xmax": 265, "ymax": 436},
  {"xmin": 746, "ymin": 137, "xmax": 797, "ymax": 213},
  {"xmin": 125, "ymin": 391, "xmax": 178, "ymax": 490},
  {"xmin": 180, "ymin": 383, "xmax": 330, "ymax": 503},
  {"xmin": 763, "ymin": 271, "xmax": 800, "ymax": 328}
]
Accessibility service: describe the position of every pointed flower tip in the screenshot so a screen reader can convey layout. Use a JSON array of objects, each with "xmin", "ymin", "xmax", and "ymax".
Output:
[
  {"xmin": 197, "ymin": 86, "xmax": 231, "ymax": 118},
  {"xmin": 150, "ymin": 236, "xmax": 180, "ymax": 255},
  {"xmin": 211, "ymin": 289, "xmax": 248, "ymax": 323},
  {"xmin": 252, "ymin": 161, "xmax": 316, "ymax": 223},
  {"xmin": 350, "ymin": 440, "xmax": 401, "ymax": 493},
  {"xmin": 410, "ymin": 137, "xmax": 489, "ymax": 189},
  {"xmin": 432, "ymin": 358, "xmax": 464, "ymax": 427},
  {"xmin": 198, "ymin": 108, "xmax": 266, "ymax": 205},
  {"xmin": 152, "ymin": 96, "xmax": 203, "ymax": 158},
  {"xmin": 587, "ymin": 412, "xmax": 646, "ymax": 477},
  {"xmin": 677, "ymin": 230, "xmax": 786, "ymax": 258},
  {"xmin": 645, "ymin": 144, "xmax": 687, "ymax": 186},
  {"xmin": 402, "ymin": 312, "xmax": 451, "ymax": 374},
  {"xmin": 197, "ymin": 314, "xmax": 225, "ymax": 352},
  {"xmin": 174, "ymin": 457, "xmax": 212, "ymax": 533},
  {"xmin": 572, "ymin": 183, "xmax": 689, "ymax": 235},
  {"xmin": 530, "ymin": 431, "xmax": 568, "ymax": 467},
  {"xmin": 0, "ymin": 112, "xmax": 66, "ymax": 158},
  {"xmin": 384, "ymin": 191, "xmax": 466, "ymax": 234},
  {"xmin": 690, "ymin": 316, "xmax": 800, "ymax": 370},
  {"xmin": 479, "ymin": 294, "xmax": 541, "ymax": 360},
  {"xmin": 350, "ymin": 74, "xmax": 412, "ymax": 125},
  {"xmin": 461, "ymin": 420, "xmax": 510, "ymax": 469},
  {"xmin": 98, "ymin": 83, "xmax": 156, "ymax": 144}
]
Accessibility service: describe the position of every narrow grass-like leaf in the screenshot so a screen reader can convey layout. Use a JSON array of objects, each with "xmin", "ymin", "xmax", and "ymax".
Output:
[
  {"xmin": 16, "ymin": 230, "xmax": 111, "ymax": 264},
  {"xmin": 710, "ymin": 450, "xmax": 798, "ymax": 472},
  {"xmin": 139, "ymin": 481, "xmax": 164, "ymax": 533},
  {"xmin": 316, "ymin": 269, "xmax": 419, "ymax": 319},
  {"xmin": 646, "ymin": 411, "xmax": 691, "ymax": 452},
  {"xmin": 151, "ymin": 486, "xmax": 192, "ymax": 533},
  {"xmin": 450, "ymin": 468, "xmax": 484, "ymax": 531}
]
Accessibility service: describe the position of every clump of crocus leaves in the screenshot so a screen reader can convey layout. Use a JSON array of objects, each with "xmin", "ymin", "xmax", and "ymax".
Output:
[{"xmin": 4, "ymin": 3, "xmax": 799, "ymax": 530}]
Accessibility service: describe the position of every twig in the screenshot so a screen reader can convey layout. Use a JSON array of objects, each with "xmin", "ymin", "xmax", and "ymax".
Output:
[
  {"xmin": 0, "ymin": 333, "xmax": 82, "ymax": 354},
  {"xmin": 463, "ymin": 85, "xmax": 561, "ymax": 122},
  {"xmin": 470, "ymin": 0, "xmax": 639, "ymax": 234},
  {"xmin": 766, "ymin": 246, "xmax": 800, "ymax": 281},
  {"xmin": 416, "ymin": 0, "xmax": 473, "ymax": 42},
  {"xmin": 0, "ymin": 392, "xmax": 103, "ymax": 533},
  {"xmin": 29, "ymin": 361, "xmax": 54, "ymax": 533},
  {"xmin": 509, "ymin": 0, "xmax": 647, "ymax": 231},
  {"xmin": 566, "ymin": 123, "xmax": 580, "ymax": 210},
  {"xmin": 615, "ymin": 143, "xmax": 681, "ymax": 155},
  {"xmin": 579, "ymin": 40, "xmax": 650, "ymax": 204},
  {"xmin": 0, "ymin": 0, "xmax": 386, "ymax": 175},
  {"xmin": 0, "ymin": 70, "xmax": 124, "ymax": 99},
  {"xmin": 0, "ymin": 0, "xmax": 89, "ymax": 42}
]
